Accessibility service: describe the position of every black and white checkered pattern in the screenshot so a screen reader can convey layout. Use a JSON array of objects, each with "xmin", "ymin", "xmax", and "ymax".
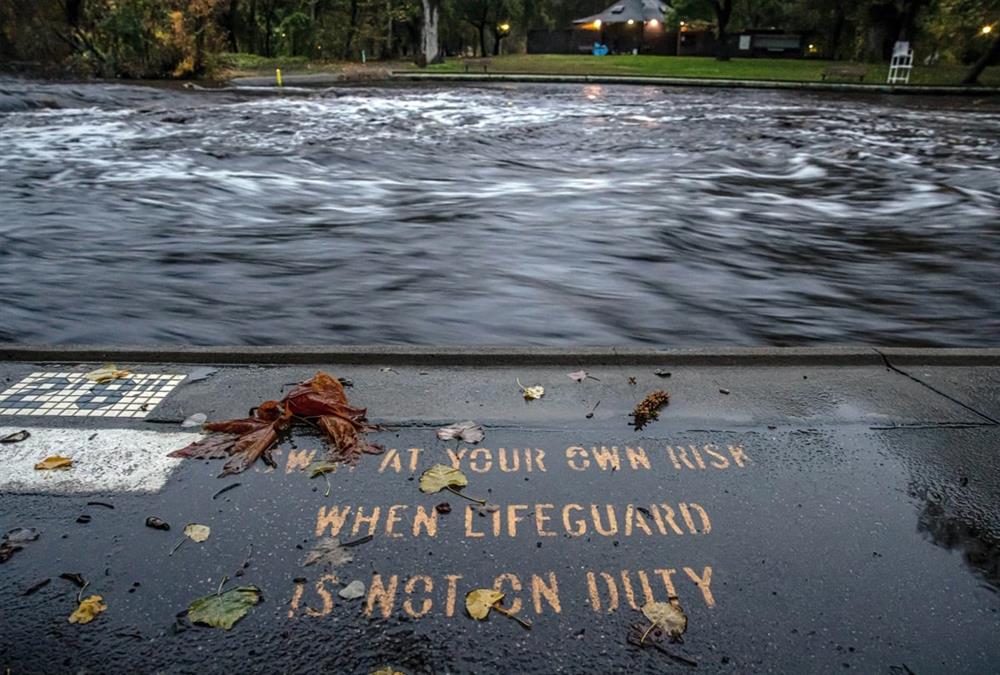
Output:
[{"xmin": 0, "ymin": 372, "xmax": 185, "ymax": 418}]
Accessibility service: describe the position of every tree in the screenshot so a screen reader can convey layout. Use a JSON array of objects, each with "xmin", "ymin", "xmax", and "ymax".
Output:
[
  {"xmin": 712, "ymin": 0, "xmax": 735, "ymax": 60},
  {"xmin": 963, "ymin": 31, "xmax": 999, "ymax": 83},
  {"xmin": 419, "ymin": 0, "xmax": 442, "ymax": 64}
]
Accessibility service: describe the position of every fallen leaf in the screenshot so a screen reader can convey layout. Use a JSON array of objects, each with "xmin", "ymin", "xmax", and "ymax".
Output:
[
  {"xmin": 632, "ymin": 390, "xmax": 670, "ymax": 431},
  {"xmin": 465, "ymin": 588, "xmax": 532, "ymax": 629},
  {"xmin": 517, "ymin": 379, "xmax": 544, "ymax": 401},
  {"xmin": 170, "ymin": 371, "xmax": 382, "ymax": 477},
  {"xmin": 435, "ymin": 502, "xmax": 452, "ymax": 514},
  {"xmin": 182, "ymin": 413, "xmax": 207, "ymax": 428},
  {"xmin": 419, "ymin": 464, "xmax": 468, "ymax": 493},
  {"xmin": 184, "ymin": 523, "xmax": 211, "ymax": 543},
  {"xmin": 187, "ymin": 586, "xmax": 261, "ymax": 630},
  {"xmin": 371, "ymin": 668, "xmax": 405, "ymax": 675},
  {"xmin": 302, "ymin": 537, "xmax": 353, "ymax": 568},
  {"xmin": 641, "ymin": 600, "xmax": 687, "ymax": 642},
  {"xmin": 34, "ymin": 456, "xmax": 73, "ymax": 471},
  {"xmin": 60, "ymin": 572, "xmax": 86, "ymax": 587},
  {"xmin": 69, "ymin": 595, "xmax": 107, "ymax": 624},
  {"xmin": 339, "ymin": 580, "xmax": 366, "ymax": 600},
  {"xmin": 567, "ymin": 370, "xmax": 589, "ymax": 382},
  {"xmin": 465, "ymin": 588, "xmax": 505, "ymax": 620},
  {"xmin": 0, "ymin": 543, "xmax": 22, "ymax": 563},
  {"xmin": 419, "ymin": 465, "xmax": 486, "ymax": 504},
  {"xmin": 1, "ymin": 430, "xmax": 30, "ymax": 443},
  {"xmin": 170, "ymin": 400, "xmax": 291, "ymax": 476},
  {"xmin": 86, "ymin": 364, "xmax": 131, "ymax": 384},
  {"xmin": 307, "ymin": 461, "xmax": 339, "ymax": 478},
  {"xmin": 437, "ymin": 421, "xmax": 485, "ymax": 444},
  {"xmin": 654, "ymin": 369, "xmax": 671, "ymax": 378},
  {"xmin": 145, "ymin": 517, "xmax": 170, "ymax": 531},
  {"xmin": 5, "ymin": 528, "xmax": 40, "ymax": 544}
]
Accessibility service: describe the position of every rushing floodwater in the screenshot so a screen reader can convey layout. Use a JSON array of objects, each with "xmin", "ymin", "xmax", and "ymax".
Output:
[{"xmin": 1, "ymin": 79, "xmax": 998, "ymax": 346}]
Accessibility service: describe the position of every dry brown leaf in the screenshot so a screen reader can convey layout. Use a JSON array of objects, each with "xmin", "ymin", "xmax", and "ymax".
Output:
[
  {"xmin": 184, "ymin": 523, "xmax": 211, "ymax": 543},
  {"xmin": 34, "ymin": 456, "xmax": 73, "ymax": 471},
  {"xmin": 86, "ymin": 364, "xmax": 131, "ymax": 384},
  {"xmin": 641, "ymin": 600, "xmax": 687, "ymax": 642},
  {"xmin": 517, "ymin": 379, "xmax": 544, "ymax": 400},
  {"xmin": 632, "ymin": 390, "xmax": 670, "ymax": 430},
  {"xmin": 302, "ymin": 537, "xmax": 354, "ymax": 568},
  {"xmin": 437, "ymin": 421, "xmax": 485, "ymax": 444}
]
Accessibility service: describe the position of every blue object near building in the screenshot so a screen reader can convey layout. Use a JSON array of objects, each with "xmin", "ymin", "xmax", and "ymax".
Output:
[{"xmin": 592, "ymin": 42, "xmax": 609, "ymax": 56}]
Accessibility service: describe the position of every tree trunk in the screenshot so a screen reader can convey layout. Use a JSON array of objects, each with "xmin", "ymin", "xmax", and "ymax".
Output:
[
  {"xmin": 714, "ymin": 0, "xmax": 734, "ymax": 61},
  {"xmin": 828, "ymin": 0, "xmax": 845, "ymax": 60},
  {"xmin": 64, "ymin": 0, "xmax": 83, "ymax": 29},
  {"xmin": 386, "ymin": 0, "xmax": 393, "ymax": 59},
  {"xmin": 492, "ymin": 30, "xmax": 502, "ymax": 56},
  {"xmin": 225, "ymin": 0, "xmax": 240, "ymax": 52},
  {"xmin": 478, "ymin": 24, "xmax": 487, "ymax": 56},
  {"xmin": 343, "ymin": 0, "xmax": 360, "ymax": 59},
  {"xmin": 962, "ymin": 34, "xmax": 1000, "ymax": 85},
  {"xmin": 419, "ymin": 0, "xmax": 442, "ymax": 66}
]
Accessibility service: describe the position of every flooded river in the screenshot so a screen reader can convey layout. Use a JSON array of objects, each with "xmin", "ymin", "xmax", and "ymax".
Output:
[{"xmin": 1, "ymin": 79, "xmax": 998, "ymax": 346}]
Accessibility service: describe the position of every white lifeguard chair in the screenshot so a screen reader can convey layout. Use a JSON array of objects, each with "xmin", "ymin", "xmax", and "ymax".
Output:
[{"xmin": 887, "ymin": 41, "xmax": 914, "ymax": 84}]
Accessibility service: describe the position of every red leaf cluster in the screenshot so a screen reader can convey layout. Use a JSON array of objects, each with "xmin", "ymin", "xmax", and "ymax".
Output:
[{"xmin": 169, "ymin": 372, "xmax": 382, "ymax": 477}]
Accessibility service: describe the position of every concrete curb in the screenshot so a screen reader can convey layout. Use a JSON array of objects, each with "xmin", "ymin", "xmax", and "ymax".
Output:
[
  {"xmin": 389, "ymin": 71, "xmax": 1000, "ymax": 96},
  {"xmin": 2, "ymin": 345, "xmax": 1000, "ymax": 367}
]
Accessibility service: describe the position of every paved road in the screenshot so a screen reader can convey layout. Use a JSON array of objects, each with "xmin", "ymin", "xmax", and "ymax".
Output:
[{"xmin": 1, "ymin": 351, "xmax": 998, "ymax": 673}]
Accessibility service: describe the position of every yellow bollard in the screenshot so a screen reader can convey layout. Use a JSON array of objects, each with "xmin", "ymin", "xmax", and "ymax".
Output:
[{"xmin": 275, "ymin": 68, "xmax": 283, "ymax": 87}]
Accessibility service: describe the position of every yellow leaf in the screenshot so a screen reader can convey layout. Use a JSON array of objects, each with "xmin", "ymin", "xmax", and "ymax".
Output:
[
  {"xmin": 465, "ymin": 588, "xmax": 505, "ymax": 620},
  {"xmin": 35, "ymin": 455, "xmax": 73, "ymax": 471},
  {"xmin": 641, "ymin": 600, "xmax": 687, "ymax": 640},
  {"xmin": 516, "ymin": 379, "xmax": 544, "ymax": 400},
  {"xmin": 370, "ymin": 669, "xmax": 405, "ymax": 675},
  {"xmin": 184, "ymin": 523, "xmax": 211, "ymax": 543},
  {"xmin": 69, "ymin": 595, "xmax": 107, "ymax": 624},
  {"xmin": 86, "ymin": 364, "xmax": 131, "ymax": 384},
  {"xmin": 419, "ymin": 464, "xmax": 468, "ymax": 494}
]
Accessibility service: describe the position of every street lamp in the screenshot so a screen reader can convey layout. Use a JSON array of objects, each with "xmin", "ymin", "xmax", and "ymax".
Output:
[{"xmin": 982, "ymin": 25, "xmax": 993, "ymax": 36}]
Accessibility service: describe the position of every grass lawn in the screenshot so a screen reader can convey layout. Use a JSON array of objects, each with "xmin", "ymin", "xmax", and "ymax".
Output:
[{"xmin": 425, "ymin": 54, "xmax": 1000, "ymax": 87}]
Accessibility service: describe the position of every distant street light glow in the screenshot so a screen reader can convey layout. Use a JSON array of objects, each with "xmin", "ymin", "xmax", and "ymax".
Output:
[
  {"xmin": 983, "ymin": 25, "xmax": 993, "ymax": 35},
  {"xmin": 627, "ymin": 19, "xmax": 635, "ymax": 25},
  {"xmin": 594, "ymin": 19, "xmax": 602, "ymax": 29}
]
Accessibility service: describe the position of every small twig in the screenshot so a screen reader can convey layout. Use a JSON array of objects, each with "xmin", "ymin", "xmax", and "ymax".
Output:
[
  {"xmin": 586, "ymin": 400, "xmax": 601, "ymax": 419},
  {"xmin": 342, "ymin": 535, "xmax": 374, "ymax": 548},
  {"xmin": 216, "ymin": 575, "xmax": 229, "ymax": 596},
  {"xmin": 324, "ymin": 472, "xmax": 332, "ymax": 497},
  {"xmin": 445, "ymin": 485, "xmax": 486, "ymax": 505},
  {"xmin": 212, "ymin": 483, "xmax": 241, "ymax": 500},
  {"xmin": 169, "ymin": 537, "xmax": 186, "ymax": 556},
  {"xmin": 24, "ymin": 578, "xmax": 50, "ymax": 596},
  {"xmin": 241, "ymin": 544, "xmax": 254, "ymax": 570},
  {"xmin": 86, "ymin": 501, "xmax": 115, "ymax": 509},
  {"xmin": 77, "ymin": 580, "xmax": 89, "ymax": 604}
]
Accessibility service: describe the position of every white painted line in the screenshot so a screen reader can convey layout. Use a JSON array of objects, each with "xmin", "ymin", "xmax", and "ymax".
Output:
[{"xmin": 0, "ymin": 426, "xmax": 202, "ymax": 494}]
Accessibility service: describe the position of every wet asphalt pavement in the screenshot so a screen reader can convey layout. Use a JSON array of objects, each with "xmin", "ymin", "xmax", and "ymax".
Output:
[{"xmin": 0, "ymin": 354, "xmax": 998, "ymax": 673}]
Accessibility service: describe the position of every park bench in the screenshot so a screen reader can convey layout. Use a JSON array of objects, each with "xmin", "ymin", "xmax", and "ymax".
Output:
[
  {"xmin": 821, "ymin": 64, "xmax": 868, "ymax": 82},
  {"xmin": 463, "ymin": 58, "xmax": 492, "ymax": 73}
]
